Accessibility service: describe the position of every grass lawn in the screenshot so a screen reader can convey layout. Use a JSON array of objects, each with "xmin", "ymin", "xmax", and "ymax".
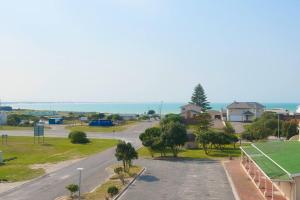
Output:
[
  {"xmin": 0, "ymin": 125, "xmax": 51, "ymax": 131},
  {"xmin": 83, "ymin": 165, "xmax": 142, "ymax": 200},
  {"xmin": 0, "ymin": 136, "xmax": 118, "ymax": 182},
  {"xmin": 243, "ymin": 141, "xmax": 300, "ymax": 177},
  {"xmin": 0, "ymin": 126, "xmax": 34, "ymax": 131},
  {"xmin": 65, "ymin": 121, "xmax": 137, "ymax": 133},
  {"xmin": 186, "ymin": 125, "xmax": 224, "ymax": 133},
  {"xmin": 138, "ymin": 145, "xmax": 241, "ymax": 160}
]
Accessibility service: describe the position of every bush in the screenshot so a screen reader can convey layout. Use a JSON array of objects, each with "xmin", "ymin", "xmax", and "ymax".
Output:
[
  {"xmin": 68, "ymin": 131, "xmax": 90, "ymax": 144},
  {"xmin": 114, "ymin": 167, "xmax": 123, "ymax": 175},
  {"xmin": 66, "ymin": 184, "xmax": 79, "ymax": 197},
  {"xmin": 107, "ymin": 185, "xmax": 119, "ymax": 197},
  {"xmin": 114, "ymin": 167, "xmax": 125, "ymax": 185}
]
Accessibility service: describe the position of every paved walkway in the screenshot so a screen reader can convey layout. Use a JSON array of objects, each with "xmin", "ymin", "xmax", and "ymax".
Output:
[
  {"xmin": 224, "ymin": 159, "xmax": 264, "ymax": 200},
  {"xmin": 120, "ymin": 159, "xmax": 235, "ymax": 200}
]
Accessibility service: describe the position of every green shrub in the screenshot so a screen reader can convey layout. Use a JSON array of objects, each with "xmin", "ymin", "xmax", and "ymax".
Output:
[
  {"xmin": 68, "ymin": 131, "xmax": 90, "ymax": 144},
  {"xmin": 66, "ymin": 184, "xmax": 79, "ymax": 197},
  {"xmin": 114, "ymin": 167, "xmax": 123, "ymax": 175},
  {"xmin": 107, "ymin": 185, "xmax": 119, "ymax": 197},
  {"xmin": 114, "ymin": 167, "xmax": 125, "ymax": 185}
]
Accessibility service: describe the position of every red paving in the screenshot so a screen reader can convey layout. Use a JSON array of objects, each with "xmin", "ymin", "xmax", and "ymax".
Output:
[
  {"xmin": 224, "ymin": 159, "xmax": 264, "ymax": 200},
  {"xmin": 224, "ymin": 159, "xmax": 287, "ymax": 200}
]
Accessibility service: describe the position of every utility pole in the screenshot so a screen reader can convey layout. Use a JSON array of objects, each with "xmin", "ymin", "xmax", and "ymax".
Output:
[
  {"xmin": 77, "ymin": 168, "xmax": 83, "ymax": 200},
  {"xmin": 159, "ymin": 101, "xmax": 163, "ymax": 122},
  {"xmin": 278, "ymin": 114, "xmax": 280, "ymax": 140}
]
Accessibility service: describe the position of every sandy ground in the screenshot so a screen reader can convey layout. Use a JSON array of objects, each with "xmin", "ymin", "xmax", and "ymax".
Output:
[
  {"xmin": 30, "ymin": 158, "xmax": 83, "ymax": 174},
  {"xmin": 0, "ymin": 158, "xmax": 83, "ymax": 194},
  {"xmin": 0, "ymin": 181, "xmax": 29, "ymax": 194}
]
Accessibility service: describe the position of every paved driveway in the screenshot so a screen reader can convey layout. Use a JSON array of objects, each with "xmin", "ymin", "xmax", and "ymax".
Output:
[{"xmin": 121, "ymin": 159, "xmax": 235, "ymax": 200}]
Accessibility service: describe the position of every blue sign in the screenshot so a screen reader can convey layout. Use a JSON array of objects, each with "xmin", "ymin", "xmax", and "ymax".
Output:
[{"xmin": 34, "ymin": 125, "xmax": 44, "ymax": 136}]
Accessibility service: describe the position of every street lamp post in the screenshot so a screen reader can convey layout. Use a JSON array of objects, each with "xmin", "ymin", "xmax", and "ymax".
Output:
[
  {"xmin": 278, "ymin": 114, "xmax": 280, "ymax": 140},
  {"xmin": 77, "ymin": 168, "xmax": 83, "ymax": 200}
]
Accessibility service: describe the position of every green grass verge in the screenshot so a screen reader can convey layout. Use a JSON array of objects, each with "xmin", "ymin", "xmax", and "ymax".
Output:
[
  {"xmin": 138, "ymin": 145, "xmax": 241, "ymax": 160},
  {"xmin": 0, "ymin": 136, "xmax": 118, "ymax": 182},
  {"xmin": 65, "ymin": 121, "xmax": 137, "ymax": 133},
  {"xmin": 186, "ymin": 125, "xmax": 224, "ymax": 133},
  {"xmin": 0, "ymin": 125, "xmax": 51, "ymax": 131},
  {"xmin": 0, "ymin": 126, "xmax": 34, "ymax": 131},
  {"xmin": 253, "ymin": 141, "xmax": 300, "ymax": 175}
]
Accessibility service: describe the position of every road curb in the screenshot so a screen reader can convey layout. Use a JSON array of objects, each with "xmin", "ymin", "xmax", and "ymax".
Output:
[
  {"xmin": 112, "ymin": 167, "xmax": 146, "ymax": 200},
  {"xmin": 222, "ymin": 160, "xmax": 241, "ymax": 200}
]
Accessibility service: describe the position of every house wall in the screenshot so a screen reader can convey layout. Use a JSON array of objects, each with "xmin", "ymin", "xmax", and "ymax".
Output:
[
  {"xmin": 227, "ymin": 108, "xmax": 264, "ymax": 122},
  {"xmin": 181, "ymin": 110, "xmax": 199, "ymax": 120}
]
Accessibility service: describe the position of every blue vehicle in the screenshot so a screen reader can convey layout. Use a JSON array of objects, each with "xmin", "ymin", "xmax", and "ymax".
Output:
[
  {"xmin": 48, "ymin": 118, "xmax": 64, "ymax": 125},
  {"xmin": 89, "ymin": 120, "xmax": 113, "ymax": 127}
]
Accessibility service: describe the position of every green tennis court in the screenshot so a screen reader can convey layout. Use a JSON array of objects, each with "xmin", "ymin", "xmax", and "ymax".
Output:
[{"xmin": 241, "ymin": 141, "xmax": 300, "ymax": 181}]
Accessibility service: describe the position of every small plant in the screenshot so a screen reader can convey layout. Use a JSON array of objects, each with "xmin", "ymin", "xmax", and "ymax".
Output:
[
  {"xmin": 68, "ymin": 131, "xmax": 90, "ymax": 144},
  {"xmin": 66, "ymin": 184, "xmax": 79, "ymax": 198},
  {"xmin": 107, "ymin": 185, "xmax": 119, "ymax": 197},
  {"xmin": 114, "ymin": 167, "xmax": 125, "ymax": 185},
  {"xmin": 114, "ymin": 167, "xmax": 123, "ymax": 174}
]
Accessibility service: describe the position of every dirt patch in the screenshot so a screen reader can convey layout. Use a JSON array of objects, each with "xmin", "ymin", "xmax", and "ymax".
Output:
[
  {"xmin": 0, "ymin": 181, "xmax": 29, "ymax": 194},
  {"xmin": 0, "ymin": 158, "xmax": 84, "ymax": 195},
  {"xmin": 30, "ymin": 158, "xmax": 83, "ymax": 174}
]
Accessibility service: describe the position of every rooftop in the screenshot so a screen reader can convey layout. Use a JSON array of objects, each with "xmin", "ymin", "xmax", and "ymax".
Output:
[
  {"xmin": 241, "ymin": 141, "xmax": 300, "ymax": 181},
  {"xmin": 227, "ymin": 102, "xmax": 265, "ymax": 109}
]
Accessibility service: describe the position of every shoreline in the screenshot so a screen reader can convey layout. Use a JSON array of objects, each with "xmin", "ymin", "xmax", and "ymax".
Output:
[{"xmin": 2, "ymin": 102, "xmax": 299, "ymax": 114}]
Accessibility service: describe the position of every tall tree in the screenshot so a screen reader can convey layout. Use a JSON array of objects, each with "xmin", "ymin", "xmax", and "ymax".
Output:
[
  {"xmin": 115, "ymin": 141, "xmax": 138, "ymax": 172},
  {"xmin": 190, "ymin": 83, "xmax": 211, "ymax": 111},
  {"xmin": 139, "ymin": 127, "xmax": 162, "ymax": 157},
  {"xmin": 195, "ymin": 112, "xmax": 213, "ymax": 133},
  {"xmin": 161, "ymin": 121, "xmax": 187, "ymax": 157}
]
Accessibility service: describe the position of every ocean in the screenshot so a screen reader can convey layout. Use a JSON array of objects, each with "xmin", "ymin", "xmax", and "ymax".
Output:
[{"xmin": 2, "ymin": 102, "xmax": 299, "ymax": 114}]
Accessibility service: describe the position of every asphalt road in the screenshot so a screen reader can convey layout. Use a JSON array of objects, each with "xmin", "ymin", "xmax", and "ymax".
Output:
[
  {"xmin": 120, "ymin": 159, "xmax": 235, "ymax": 200},
  {"xmin": 0, "ymin": 121, "xmax": 156, "ymax": 200}
]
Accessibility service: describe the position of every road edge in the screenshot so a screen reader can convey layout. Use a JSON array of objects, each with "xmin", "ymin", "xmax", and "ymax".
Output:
[{"xmin": 113, "ymin": 167, "xmax": 146, "ymax": 200}]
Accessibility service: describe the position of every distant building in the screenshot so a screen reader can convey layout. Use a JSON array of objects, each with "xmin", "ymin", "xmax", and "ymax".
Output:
[
  {"xmin": 227, "ymin": 102, "xmax": 265, "ymax": 122},
  {"xmin": 265, "ymin": 108, "xmax": 289, "ymax": 115},
  {"xmin": 79, "ymin": 117, "xmax": 88, "ymax": 122},
  {"xmin": 0, "ymin": 112, "xmax": 7, "ymax": 125},
  {"xmin": 119, "ymin": 114, "xmax": 138, "ymax": 121},
  {"xmin": 207, "ymin": 110, "xmax": 222, "ymax": 120},
  {"xmin": 180, "ymin": 104, "xmax": 202, "ymax": 120},
  {"xmin": 0, "ymin": 106, "xmax": 12, "ymax": 111}
]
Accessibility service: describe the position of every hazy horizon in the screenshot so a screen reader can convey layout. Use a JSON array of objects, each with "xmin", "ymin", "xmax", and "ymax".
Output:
[{"xmin": 1, "ymin": 0, "xmax": 300, "ymax": 103}]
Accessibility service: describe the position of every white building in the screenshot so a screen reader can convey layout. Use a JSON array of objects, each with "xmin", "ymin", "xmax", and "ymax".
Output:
[
  {"xmin": 119, "ymin": 114, "xmax": 138, "ymax": 121},
  {"xmin": 227, "ymin": 102, "xmax": 265, "ymax": 122},
  {"xmin": 0, "ymin": 112, "xmax": 7, "ymax": 125}
]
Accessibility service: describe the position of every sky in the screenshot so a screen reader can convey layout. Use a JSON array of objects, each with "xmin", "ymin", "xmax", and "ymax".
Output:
[{"xmin": 0, "ymin": 0, "xmax": 299, "ymax": 103}]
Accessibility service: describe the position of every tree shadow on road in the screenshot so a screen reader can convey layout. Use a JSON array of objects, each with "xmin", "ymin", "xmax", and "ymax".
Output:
[{"xmin": 138, "ymin": 174, "xmax": 160, "ymax": 182}]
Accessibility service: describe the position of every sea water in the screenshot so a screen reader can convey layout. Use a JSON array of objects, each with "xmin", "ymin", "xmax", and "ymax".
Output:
[{"xmin": 2, "ymin": 102, "xmax": 299, "ymax": 114}]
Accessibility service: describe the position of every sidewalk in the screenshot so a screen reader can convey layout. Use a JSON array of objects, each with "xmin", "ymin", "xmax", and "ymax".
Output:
[{"xmin": 224, "ymin": 159, "xmax": 264, "ymax": 200}]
